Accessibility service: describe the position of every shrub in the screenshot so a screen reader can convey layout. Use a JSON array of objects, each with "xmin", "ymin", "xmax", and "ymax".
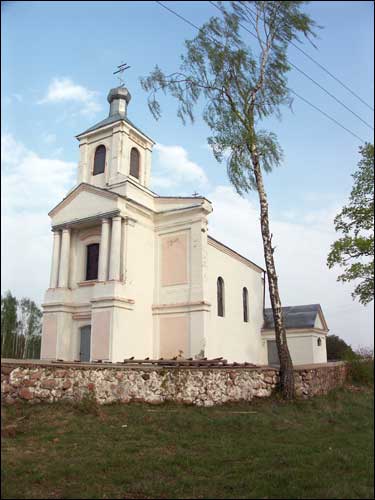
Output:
[{"xmin": 344, "ymin": 348, "xmax": 374, "ymax": 386}]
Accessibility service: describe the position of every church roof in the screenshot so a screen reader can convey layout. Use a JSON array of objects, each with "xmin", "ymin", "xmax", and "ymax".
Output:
[
  {"xmin": 76, "ymin": 113, "xmax": 154, "ymax": 142},
  {"xmin": 263, "ymin": 304, "xmax": 328, "ymax": 330}
]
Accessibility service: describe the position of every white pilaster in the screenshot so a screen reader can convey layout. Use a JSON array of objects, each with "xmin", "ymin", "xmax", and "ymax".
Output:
[
  {"xmin": 144, "ymin": 148, "xmax": 152, "ymax": 188},
  {"xmin": 49, "ymin": 230, "xmax": 61, "ymax": 288},
  {"xmin": 98, "ymin": 218, "xmax": 110, "ymax": 281},
  {"xmin": 109, "ymin": 216, "xmax": 122, "ymax": 280},
  {"xmin": 58, "ymin": 228, "xmax": 71, "ymax": 288},
  {"xmin": 77, "ymin": 138, "xmax": 89, "ymax": 184}
]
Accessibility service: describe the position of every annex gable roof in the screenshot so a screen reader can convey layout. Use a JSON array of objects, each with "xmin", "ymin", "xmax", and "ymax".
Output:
[{"xmin": 263, "ymin": 304, "xmax": 329, "ymax": 332}]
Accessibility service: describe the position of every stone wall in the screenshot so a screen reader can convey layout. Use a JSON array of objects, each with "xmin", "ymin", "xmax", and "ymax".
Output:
[
  {"xmin": 1, "ymin": 360, "xmax": 347, "ymax": 407},
  {"xmin": 294, "ymin": 362, "xmax": 348, "ymax": 397}
]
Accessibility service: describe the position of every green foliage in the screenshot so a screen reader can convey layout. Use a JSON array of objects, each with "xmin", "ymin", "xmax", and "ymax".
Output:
[
  {"xmin": 327, "ymin": 143, "xmax": 374, "ymax": 305},
  {"xmin": 344, "ymin": 348, "xmax": 374, "ymax": 386},
  {"xmin": 140, "ymin": 1, "xmax": 318, "ymax": 195},
  {"xmin": 1, "ymin": 291, "xmax": 42, "ymax": 359},
  {"xmin": 1, "ymin": 291, "xmax": 18, "ymax": 358},
  {"xmin": 326, "ymin": 334, "xmax": 354, "ymax": 361}
]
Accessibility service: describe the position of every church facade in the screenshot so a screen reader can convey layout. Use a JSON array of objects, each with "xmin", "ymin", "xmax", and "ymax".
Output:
[{"xmin": 41, "ymin": 86, "xmax": 328, "ymax": 366}]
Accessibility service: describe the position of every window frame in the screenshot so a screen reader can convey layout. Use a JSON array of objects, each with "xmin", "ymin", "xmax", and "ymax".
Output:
[
  {"xmin": 93, "ymin": 145, "xmax": 106, "ymax": 176},
  {"xmin": 243, "ymin": 287, "xmax": 249, "ymax": 323},
  {"xmin": 129, "ymin": 147, "xmax": 140, "ymax": 180},
  {"xmin": 85, "ymin": 243, "xmax": 100, "ymax": 281},
  {"xmin": 217, "ymin": 277, "xmax": 225, "ymax": 317}
]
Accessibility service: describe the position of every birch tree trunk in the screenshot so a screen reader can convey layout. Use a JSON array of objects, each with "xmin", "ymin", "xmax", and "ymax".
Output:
[{"xmin": 250, "ymin": 144, "xmax": 295, "ymax": 399}]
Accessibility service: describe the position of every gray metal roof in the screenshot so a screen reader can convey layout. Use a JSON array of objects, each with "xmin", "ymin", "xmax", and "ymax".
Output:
[
  {"xmin": 263, "ymin": 304, "xmax": 325, "ymax": 330},
  {"xmin": 76, "ymin": 113, "xmax": 154, "ymax": 142}
]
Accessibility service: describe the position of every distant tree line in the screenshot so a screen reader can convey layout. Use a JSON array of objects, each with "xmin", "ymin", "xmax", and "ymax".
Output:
[
  {"xmin": 1, "ymin": 291, "xmax": 42, "ymax": 359},
  {"xmin": 326, "ymin": 334, "xmax": 373, "ymax": 361}
]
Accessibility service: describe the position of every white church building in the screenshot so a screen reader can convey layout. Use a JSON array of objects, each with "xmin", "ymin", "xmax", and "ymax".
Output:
[{"xmin": 41, "ymin": 86, "xmax": 328, "ymax": 366}]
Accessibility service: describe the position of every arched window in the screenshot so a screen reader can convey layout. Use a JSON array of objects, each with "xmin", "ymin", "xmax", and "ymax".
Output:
[
  {"xmin": 86, "ymin": 243, "xmax": 99, "ymax": 280},
  {"xmin": 243, "ymin": 287, "xmax": 249, "ymax": 322},
  {"xmin": 217, "ymin": 277, "xmax": 225, "ymax": 317},
  {"xmin": 317, "ymin": 338, "xmax": 322, "ymax": 347},
  {"xmin": 130, "ymin": 147, "xmax": 140, "ymax": 179},
  {"xmin": 93, "ymin": 145, "xmax": 106, "ymax": 175}
]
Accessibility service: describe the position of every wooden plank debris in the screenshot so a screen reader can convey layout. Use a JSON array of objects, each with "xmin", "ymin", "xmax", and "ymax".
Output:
[{"xmin": 46, "ymin": 357, "xmax": 258, "ymax": 368}]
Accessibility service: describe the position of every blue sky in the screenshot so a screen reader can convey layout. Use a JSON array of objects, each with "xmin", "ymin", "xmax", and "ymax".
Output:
[{"xmin": 2, "ymin": 1, "xmax": 374, "ymax": 349}]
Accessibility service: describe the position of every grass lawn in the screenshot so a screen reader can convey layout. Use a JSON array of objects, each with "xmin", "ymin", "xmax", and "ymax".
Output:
[{"xmin": 1, "ymin": 387, "xmax": 374, "ymax": 499}]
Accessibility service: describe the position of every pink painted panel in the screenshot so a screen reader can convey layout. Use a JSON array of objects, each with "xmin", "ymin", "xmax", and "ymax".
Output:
[
  {"xmin": 159, "ymin": 316, "xmax": 189, "ymax": 358},
  {"xmin": 91, "ymin": 310, "xmax": 111, "ymax": 360},
  {"xmin": 161, "ymin": 233, "xmax": 188, "ymax": 286},
  {"xmin": 41, "ymin": 314, "xmax": 57, "ymax": 359}
]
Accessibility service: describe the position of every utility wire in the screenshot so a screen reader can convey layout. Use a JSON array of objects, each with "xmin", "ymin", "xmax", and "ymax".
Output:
[
  {"xmin": 209, "ymin": 1, "xmax": 374, "ymax": 129},
  {"xmin": 288, "ymin": 35, "xmax": 374, "ymax": 112},
  {"xmin": 211, "ymin": 0, "xmax": 374, "ymax": 112},
  {"xmin": 289, "ymin": 90, "xmax": 366, "ymax": 143},
  {"xmin": 155, "ymin": 1, "xmax": 368, "ymax": 144}
]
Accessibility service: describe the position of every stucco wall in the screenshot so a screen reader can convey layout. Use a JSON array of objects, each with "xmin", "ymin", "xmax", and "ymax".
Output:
[
  {"xmin": 285, "ymin": 335, "xmax": 315, "ymax": 365},
  {"xmin": 205, "ymin": 242, "xmax": 265, "ymax": 363},
  {"xmin": 1, "ymin": 361, "xmax": 348, "ymax": 407},
  {"xmin": 118, "ymin": 211, "xmax": 155, "ymax": 360},
  {"xmin": 263, "ymin": 331, "xmax": 328, "ymax": 365},
  {"xmin": 312, "ymin": 334, "xmax": 328, "ymax": 363},
  {"xmin": 152, "ymin": 214, "xmax": 209, "ymax": 360}
]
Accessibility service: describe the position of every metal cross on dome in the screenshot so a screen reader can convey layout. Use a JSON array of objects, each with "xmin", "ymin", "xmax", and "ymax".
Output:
[{"xmin": 113, "ymin": 62, "xmax": 131, "ymax": 87}]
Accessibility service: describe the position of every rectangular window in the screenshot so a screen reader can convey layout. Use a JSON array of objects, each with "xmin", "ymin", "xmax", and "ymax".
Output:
[{"xmin": 86, "ymin": 243, "xmax": 99, "ymax": 280}]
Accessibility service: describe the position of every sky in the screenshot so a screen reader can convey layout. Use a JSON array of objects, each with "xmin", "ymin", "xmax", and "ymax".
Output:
[{"xmin": 1, "ymin": 0, "xmax": 374, "ymax": 350}]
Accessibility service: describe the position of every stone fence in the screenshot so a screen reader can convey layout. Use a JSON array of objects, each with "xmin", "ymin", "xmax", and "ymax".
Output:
[{"xmin": 1, "ymin": 360, "xmax": 347, "ymax": 407}]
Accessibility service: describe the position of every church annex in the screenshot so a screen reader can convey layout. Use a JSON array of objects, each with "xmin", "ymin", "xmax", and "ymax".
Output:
[{"xmin": 41, "ymin": 86, "xmax": 328, "ymax": 365}]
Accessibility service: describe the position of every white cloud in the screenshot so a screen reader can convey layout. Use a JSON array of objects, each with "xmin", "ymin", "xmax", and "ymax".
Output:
[
  {"xmin": 39, "ymin": 77, "xmax": 101, "ymax": 116},
  {"xmin": 2, "ymin": 134, "xmax": 76, "ymax": 214},
  {"xmin": 152, "ymin": 143, "xmax": 209, "ymax": 192},
  {"xmin": 207, "ymin": 185, "xmax": 374, "ymax": 350},
  {"xmin": 1, "ymin": 212, "xmax": 52, "ymax": 303},
  {"xmin": 1, "ymin": 134, "xmax": 76, "ymax": 303}
]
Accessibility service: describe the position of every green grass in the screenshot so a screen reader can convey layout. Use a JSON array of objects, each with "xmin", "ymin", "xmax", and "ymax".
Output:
[{"xmin": 1, "ymin": 387, "xmax": 374, "ymax": 499}]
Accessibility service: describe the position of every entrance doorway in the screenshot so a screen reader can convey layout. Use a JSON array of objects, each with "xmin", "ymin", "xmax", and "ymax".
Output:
[
  {"xmin": 267, "ymin": 340, "xmax": 280, "ymax": 366},
  {"xmin": 80, "ymin": 325, "xmax": 91, "ymax": 362}
]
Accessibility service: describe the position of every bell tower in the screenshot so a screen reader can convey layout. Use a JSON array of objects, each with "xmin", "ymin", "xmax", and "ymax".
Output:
[{"xmin": 75, "ymin": 85, "xmax": 155, "ymax": 191}]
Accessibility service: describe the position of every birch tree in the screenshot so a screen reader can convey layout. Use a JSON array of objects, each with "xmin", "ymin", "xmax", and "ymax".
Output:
[{"xmin": 141, "ymin": 1, "xmax": 318, "ymax": 398}]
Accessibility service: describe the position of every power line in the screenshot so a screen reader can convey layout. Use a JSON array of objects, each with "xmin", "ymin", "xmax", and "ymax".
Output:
[
  {"xmin": 288, "ymin": 37, "xmax": 374, "ymax": 112},
  {"xmin": 209, "ymin": 1, "xmax": 374, "ymax": 130},
  {"xmin": 289, "ymin": 90, "xmax": 366, "ymax": 143},
  {"xmin": 211, "ymin": 0, "xmax": 374, "ymax": 112},
  {"xmin": 155, "ymin": 1, "xmax": 368, "ymax": 144}
]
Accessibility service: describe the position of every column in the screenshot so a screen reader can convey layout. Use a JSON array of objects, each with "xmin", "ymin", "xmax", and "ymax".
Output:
[
  {"xmin": 58, "ymin": 227, "xmax": 71, "ymax": 288},
  {"xmin": 109, "ymin": 216, "xmax": 122, "ymax": 281},
  {"xmin": 49, "ymin": 230, "xmax": 61, "ymax": 288},
  {"xmin": 98, "ymin": 218, "xmax": 110, "ymax": 281}
]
